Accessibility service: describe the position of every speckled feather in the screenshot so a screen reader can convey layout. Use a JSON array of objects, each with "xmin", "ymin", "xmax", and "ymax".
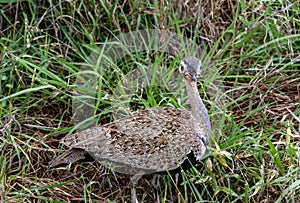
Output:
[
  {"xmin": 50, "ymin": 57, "xmax": 210, "ymax": 176},
  {"xmin": 51, "ymin": 107, "xmax": 205, "ymax": 174}
]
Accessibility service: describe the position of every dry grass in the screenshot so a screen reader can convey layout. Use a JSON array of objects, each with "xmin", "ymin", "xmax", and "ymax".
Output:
[{"xmin": 1, "ymin": 0, "xmax": 300, "ymax": 202}]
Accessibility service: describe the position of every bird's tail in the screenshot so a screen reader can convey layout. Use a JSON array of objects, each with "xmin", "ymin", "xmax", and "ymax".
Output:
[{"xmin": 49, "ymin": 148, "xmax": 95, "ymax": 168}]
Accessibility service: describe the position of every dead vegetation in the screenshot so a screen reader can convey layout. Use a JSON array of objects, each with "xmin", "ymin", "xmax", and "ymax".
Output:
[{"xmin": 1, "ymin": 0, "xmax": 299, "ymax": 202}]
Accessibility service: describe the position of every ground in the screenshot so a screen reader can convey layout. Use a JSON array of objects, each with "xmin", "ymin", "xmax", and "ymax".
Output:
[{"xmin": 1, "ymin": 1, "xmax": 299, "ymax": 202}]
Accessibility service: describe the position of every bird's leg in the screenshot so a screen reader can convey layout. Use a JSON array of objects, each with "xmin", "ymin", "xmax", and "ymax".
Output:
[
  {"xmin": 151, "ymin": 174, "xmax": 161, "ymax": 190},
  {"xmin": 151, "ymin": 174, "xmax": 161, "ymax": 203},
  {"xmin": 130, "ymin": 171, "xmax": 144, "ymax": 203},
  {"xmin": 175, "ymin": 172, "xmax": 179, "ymax": 186}
]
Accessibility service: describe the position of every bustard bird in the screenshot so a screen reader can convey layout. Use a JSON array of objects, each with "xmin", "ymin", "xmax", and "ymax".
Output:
[{"xmin": 50, "ymin": 57, "xmax": 211, "ymax": 202}]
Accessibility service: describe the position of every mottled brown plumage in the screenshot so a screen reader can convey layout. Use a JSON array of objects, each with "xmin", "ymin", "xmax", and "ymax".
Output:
[
  {"xmin": 51, "ymin": 107, "xmax": 204, "ymax": 172},
  {"xmin": 50, "ymin": 57, "xmax": 211, "ymax": 203}
]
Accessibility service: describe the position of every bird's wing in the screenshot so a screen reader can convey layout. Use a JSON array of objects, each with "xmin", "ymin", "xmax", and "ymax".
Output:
[{"xmin": 60, "ymin": 107, "xmax": 198, "ymax": 172}]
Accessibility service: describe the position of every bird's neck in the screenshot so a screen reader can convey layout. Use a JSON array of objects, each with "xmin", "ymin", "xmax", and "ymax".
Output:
[{"xmin": 184, "ymin": 80, "xmax": 211, "ymax": 145}]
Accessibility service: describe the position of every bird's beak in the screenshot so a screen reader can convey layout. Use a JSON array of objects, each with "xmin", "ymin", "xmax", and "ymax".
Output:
[{"xmin": 192, "ymin": 74, "xmax": 197, "ymax": 82}]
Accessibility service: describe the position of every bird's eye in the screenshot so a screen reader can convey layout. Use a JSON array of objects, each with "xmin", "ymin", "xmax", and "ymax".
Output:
[{"xmin": 179, "ymin": 65, "xmax": 185, "ymax": 73}]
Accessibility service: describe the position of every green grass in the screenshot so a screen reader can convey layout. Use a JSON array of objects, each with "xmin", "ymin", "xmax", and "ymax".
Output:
[{"xmin": 1, "ymin": 0, "xmax": 300, "ymax": 202}]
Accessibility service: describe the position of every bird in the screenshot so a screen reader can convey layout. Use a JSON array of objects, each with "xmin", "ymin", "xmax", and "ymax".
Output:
[{"xmin": 50, "ymin": 56, "xmax": 211, "ymax": 203}]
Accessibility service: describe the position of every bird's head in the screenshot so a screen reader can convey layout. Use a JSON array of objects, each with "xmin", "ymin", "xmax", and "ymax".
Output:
[{"xmin": 179, "ymin": 57, "xmax": 201, "ymax": 82}]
